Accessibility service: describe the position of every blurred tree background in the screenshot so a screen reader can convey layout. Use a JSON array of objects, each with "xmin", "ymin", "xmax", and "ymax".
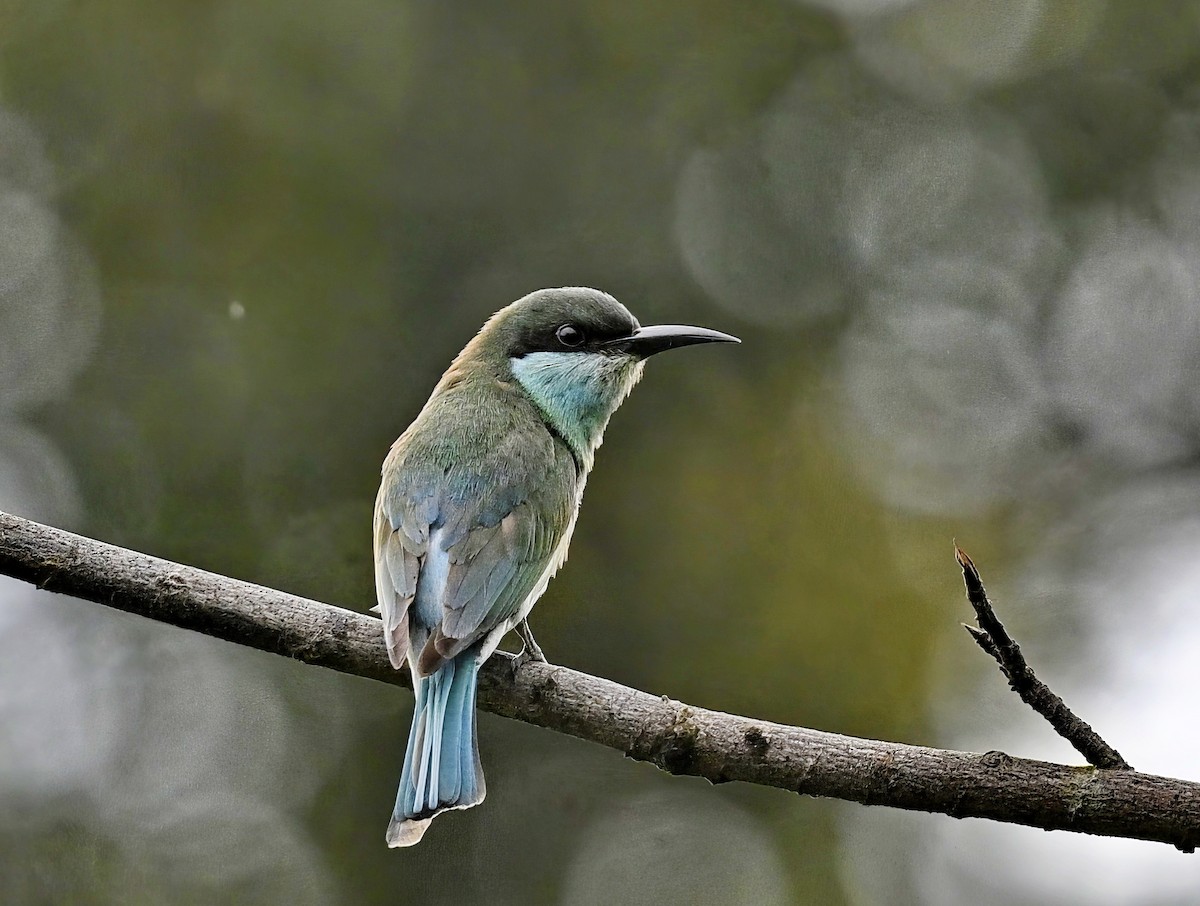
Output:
[{"xmin": 4, "ymin": 1, "xmax": 1200, "ymax": 903}]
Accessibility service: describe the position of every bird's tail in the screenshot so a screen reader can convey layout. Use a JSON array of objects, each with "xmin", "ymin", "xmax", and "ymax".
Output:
[{"xmin": 387, "ymin": 651, "xmax": 485, "ymax": 847}]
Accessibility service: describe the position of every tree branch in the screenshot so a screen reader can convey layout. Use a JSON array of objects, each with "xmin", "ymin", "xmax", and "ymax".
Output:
[
  {"xmin": 955, "ymin": 544, "xmax": 1131, "ymax": 771},
  {"xmin": 1, "ymin": 510, "xmax": 1197, "ymax": 851}
]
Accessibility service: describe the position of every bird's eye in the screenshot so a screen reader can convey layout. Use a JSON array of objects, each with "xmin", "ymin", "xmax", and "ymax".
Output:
[{"xmin": 556, "ymin": 324, "xmax": 585, "ymax": 347}]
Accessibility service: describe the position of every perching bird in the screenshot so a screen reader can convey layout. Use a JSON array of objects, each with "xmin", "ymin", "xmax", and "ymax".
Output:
[{"xmin": 372, "ymin": 287, "xmax": 738, "ymax": 847}]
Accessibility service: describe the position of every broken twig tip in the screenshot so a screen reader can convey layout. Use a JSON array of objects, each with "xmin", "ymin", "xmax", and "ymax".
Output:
[{"xmin": 954, "ymin": 543, "xmax": 975, "ymax": 572}]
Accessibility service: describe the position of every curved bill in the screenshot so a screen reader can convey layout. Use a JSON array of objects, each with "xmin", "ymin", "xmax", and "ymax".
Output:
[{"xmin": 606, "ymin": 324, "xmax": 741, "ymax": 358}]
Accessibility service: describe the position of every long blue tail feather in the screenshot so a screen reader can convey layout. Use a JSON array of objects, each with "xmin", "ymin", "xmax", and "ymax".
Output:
[{"xmin": 387, "ymin": 651, "xmax": 484, "ymax": 847}]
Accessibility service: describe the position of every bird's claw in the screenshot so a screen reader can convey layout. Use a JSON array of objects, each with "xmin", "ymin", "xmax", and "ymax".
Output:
[
  {"xmin": 509, "ymin": 619, "xmax": 548, "ymax": 676},
  {"xmin": 509, "ymin": 647, "xmax": 535, "ymax": 676},
  {"xmin": 515, "ymin": 619, "xmax": 547, "ymax": 661}
]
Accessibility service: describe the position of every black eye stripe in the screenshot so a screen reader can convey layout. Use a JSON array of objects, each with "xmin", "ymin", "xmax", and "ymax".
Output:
[
  {"xmin": 508, "ymin": 309, "xmax": 638, "ymax": 358},
  {"xmin": 556, "ymin": 324, "xmax": 585, "ymax": 347}
]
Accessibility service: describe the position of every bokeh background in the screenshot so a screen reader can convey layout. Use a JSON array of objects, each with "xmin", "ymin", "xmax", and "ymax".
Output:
[{"xmin": 3, "ymin": 1, "xmax": 1200, "ymax": 903}]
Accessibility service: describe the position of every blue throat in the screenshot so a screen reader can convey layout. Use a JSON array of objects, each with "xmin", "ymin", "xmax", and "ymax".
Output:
[{"xmin": 509, "ymin": 351, "xmax": 642, "ymax": 469}]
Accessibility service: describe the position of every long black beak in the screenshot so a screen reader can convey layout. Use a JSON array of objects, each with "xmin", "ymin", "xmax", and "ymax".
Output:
[{"xmin": 607, "ymin": 324, "xmax": 741, "ymax": 358}]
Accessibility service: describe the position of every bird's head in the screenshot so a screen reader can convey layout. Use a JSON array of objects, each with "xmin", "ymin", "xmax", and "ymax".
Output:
[{"xmin": 453, "ymin": 287, "xmax": 739, "ymax": 467}]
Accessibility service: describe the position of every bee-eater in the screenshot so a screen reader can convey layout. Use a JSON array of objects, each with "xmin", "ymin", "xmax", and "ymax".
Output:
[{"xmin": 372, "ymin": 287, "xmax": 738, "ymax": 846}]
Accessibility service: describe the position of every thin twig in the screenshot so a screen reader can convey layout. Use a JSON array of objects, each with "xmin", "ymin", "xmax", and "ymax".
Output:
[
  {"xmin": 955, "ymin": 544, "xmax": 1131, "ymax": 771},
  {"xmin": 1, "ymin": 511, "xmax": 1194, "ymax": 848}
]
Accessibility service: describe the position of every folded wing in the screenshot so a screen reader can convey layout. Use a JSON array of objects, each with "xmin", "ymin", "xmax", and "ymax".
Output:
[{"xmin": 372, "ymin": 395, "xmax": 577, "ymax": 674}]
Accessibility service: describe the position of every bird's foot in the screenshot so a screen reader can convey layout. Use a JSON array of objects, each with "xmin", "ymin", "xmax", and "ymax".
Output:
[
  {"xmin": 508, "ymin": 619, "xmax": 548, "ymax": 676},
  {"xmin": 515, "ymin": 618, "xmax": 547, "ymax": 663},
  {"xmin": 509, "ymin": 647, "xmax": 535, "ymax": 677}
]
